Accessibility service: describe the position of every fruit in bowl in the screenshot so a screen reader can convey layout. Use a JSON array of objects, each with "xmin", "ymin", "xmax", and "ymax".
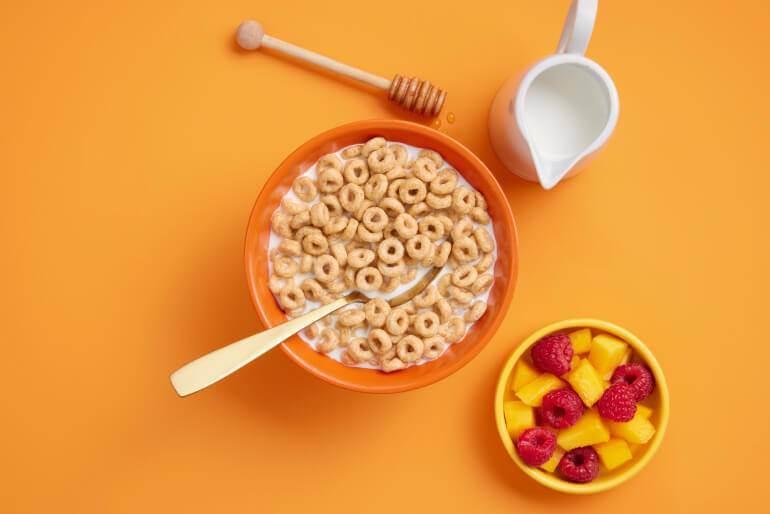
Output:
[{"xmin": 494, "ymin": 319, "xmax": 669, "ymax": 494}]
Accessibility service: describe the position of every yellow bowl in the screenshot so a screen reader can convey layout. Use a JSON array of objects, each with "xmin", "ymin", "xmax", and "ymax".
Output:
[{"xmin": 494, "ymin": 319, "xmax": 670, "ymax": 494}]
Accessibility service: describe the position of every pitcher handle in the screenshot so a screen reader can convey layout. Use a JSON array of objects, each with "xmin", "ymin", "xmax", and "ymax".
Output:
[{"xmin": 556, "ymin": 0, "xmax": 598, "ymax": 55}]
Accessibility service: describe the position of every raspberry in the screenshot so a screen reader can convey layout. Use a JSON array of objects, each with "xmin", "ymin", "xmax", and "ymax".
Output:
[
  {"xmin": 597, "ymin": 382, "xmax": 637, "ymax": 421},
  {"xmin": 541, "ymin": 388, "xmax": 584, "ymax": 428},
  {"xmin": 531, "ymin": 333, "xmax": 573, "ymax": 375},
  {"xmin": 516, "ymin": 427, "xmax": 556, "ymax": 466},
  {"xmin": 558, "ymin": 447, "xmax": 600, "ymax": 483},
  {"xmin": 611, "ymin": 363, "xmax": 655, "ymax": 401}
]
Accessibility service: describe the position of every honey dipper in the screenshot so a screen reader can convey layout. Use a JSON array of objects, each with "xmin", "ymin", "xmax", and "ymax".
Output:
[{"xmin": 235, "ymin": 20, "xmax": 447, "ymax": 117}]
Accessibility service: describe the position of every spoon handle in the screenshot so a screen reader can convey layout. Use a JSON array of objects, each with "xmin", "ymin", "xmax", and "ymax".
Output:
[{"xmin": 170, "ymin": 296, "xmax": 350, "ymax": 397}]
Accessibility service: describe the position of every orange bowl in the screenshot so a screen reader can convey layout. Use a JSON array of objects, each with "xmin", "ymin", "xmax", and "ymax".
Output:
[{"xmin": 244, "ymin": 119, "xmax": 518, "ymax": 393}]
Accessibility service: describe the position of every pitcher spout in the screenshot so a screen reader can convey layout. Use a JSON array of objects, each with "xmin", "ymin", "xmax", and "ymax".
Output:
[{"xmin": 531, "ymin": 150, "xmax": 580, "ymax": 190}]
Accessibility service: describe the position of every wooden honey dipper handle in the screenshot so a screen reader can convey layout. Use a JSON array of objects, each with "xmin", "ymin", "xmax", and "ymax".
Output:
[{"xmin": 236, "ymin": 20, "xmax": 446, "ymax": 117}]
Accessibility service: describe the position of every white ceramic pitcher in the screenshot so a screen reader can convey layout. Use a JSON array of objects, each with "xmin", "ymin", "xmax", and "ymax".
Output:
[{"xmin": 489, "ymin": 0, "xmax": 619, "ymax": 189}]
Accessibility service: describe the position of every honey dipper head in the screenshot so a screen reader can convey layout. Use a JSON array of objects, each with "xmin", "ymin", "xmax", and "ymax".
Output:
[{"xmin": 236, "ymin": 20, "xmax": 265, "ymax": 50}]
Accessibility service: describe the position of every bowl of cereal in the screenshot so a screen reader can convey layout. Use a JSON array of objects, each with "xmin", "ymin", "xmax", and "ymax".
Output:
[
  {"xmin": 494, "ymin": 319, "xmax": 669, "ymax": 493},
  {"xmin": 244, "ymin": 119, "xmax": 517, "ymax": 393}
]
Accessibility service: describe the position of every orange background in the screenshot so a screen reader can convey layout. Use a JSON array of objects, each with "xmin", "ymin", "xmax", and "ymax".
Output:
[{"xmin": 1, "ymin": 0, "xmax": 768, "ymax": 512}]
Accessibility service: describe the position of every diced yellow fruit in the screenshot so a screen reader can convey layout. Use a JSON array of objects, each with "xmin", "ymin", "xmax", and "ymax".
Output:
[
  {"xmin": 601, "ymin": 349, "xmax": 632, "ymax": 380},
  {"xmin": 588, "ymin": 334, "xmax": 629, "ymax": 377},
  {"xmin": 511, "ymin": 359, "xmax": 539, "ymax": 392},
  {"xmin": 515, "ymin": 373, "xmax": 565, "ymax": 407},
  {"xmin": 556, "ymin": 409, "xmax": 610, "ymax": 451},
  {"xmin": 609, "ymin": 411, "xmax": 656, "ymax": 444},
  {"xmin": 595, "ymin": 438, "xmax": 633, "ymax": 470},
  {"xmin": 503, "ymin": 401, "xmax": 535, "ymax": 439},
  {"xmin": 628, "ymin": 443, "xmax": 642, "ymax": 455},
  {"xmin": 636, "ymin": 404, "xmax": 653, "ymax": 419},
  {"xmin": 565, "ymin": 359, "xmax": 606, "ymax": 407},
  {"xmin": 540, "ymin": 447, "xmax": 565, "ymax": 473},
  {"xmin": 568, "ymin": 328, "xmax": 593, "ymax": 354},
  {"xmin": 568, "ymin": 355, "xmax": 581, "ymax": 372}
]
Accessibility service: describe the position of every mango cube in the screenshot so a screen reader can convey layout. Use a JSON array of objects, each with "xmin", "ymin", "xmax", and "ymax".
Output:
[
  {"xmin": 565, "ymin": 359, "xmax": 606, "ymax": 407},
  {"xmin": 511, "ymin": 359, "xmax": 539, "ymax": 392},
  {"xmin": 557, "ymin": 409, "xmax": 610, "ymax": 451},
  {"xmin": 515, "ymin": 373, "xmax": 565, "ymax": 407},
  {"xmin": 608, "ymin": 411, "xmax": 656, "ymax": 444},
  {"xmin": 503, "ymin": 401, "xmax": 535, "ymax": 438},
  {"xmin": 540, "ymin": 447, "xmax": 565, "ymax": 473},
  {"xmin": 568, "ymin": 328, "xmax": 593, "ymax": 354},
  {"xmin": 588, "ymin": 334, "xmax": 629, "ymax": 378},
  {"xmin": 569, "ymin": 355, "xmax": 581, "ymax": 372},
  {"xmin": 636, "ymin": 404, "xmax": 653, "ymax": 419},
  {"xmin": 595, "ymin": 438, "xmax": 633, "ymax": 470}
]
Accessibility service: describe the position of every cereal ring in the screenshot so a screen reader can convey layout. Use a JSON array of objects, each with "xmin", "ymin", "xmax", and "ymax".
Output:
[
  {"xmin": 347, "ymin": 248, "xmax": 375, "ymax": 268},
  {"xmin": 293, "ymin": 226, "xmax": 321, "ymax": 243},
  {"xmin": 433, "ymin": 241, "xmax": 452, "ymax": 267},
  {"xmin": 322, "ymin": 216, "xmax": 348, "ymax": 236},
  {"xmin": 318, "ymin": 328, "xmax": 339, "ymax": 353},
  {"xmin": 452, "ymin": 236, "xmax": 479, "ymax": 262},
  {"xmin": 385, "ymin": 308, "xmax": 409, "ymax": 335},
  {"xmin": 393, "ymin": 213, "xmax": 418, "ymax": 238},
  {"xmin": 383, "ymin": 222, "xmax": 400, "ymax": 240},
  {"xmin": 398, "ymin": 178, "xmax": 427, "ymax": 205},
  {"xmin": 318, "ymin": 153, "xmax": 342, "ymax": 171},
  {"xmin": 389, "ymin": 144, "xmax": 408, "ymax": 166},
  {"xmin": 302, "ymin": 233, "xmax": 329, "ymax": 256},
  {"xmin": 413, "ymin": 311, "xmax": 440, "ymax": 337},
  {"xmin": 438, "ymin": 274, "xmax": 452, "ymax": 297},
  {"xmin": 300, "ymin": 253, "xmax": 314, "ymax": 273},
  {"xmin": 343, "ymin": 158, "xmax": 369, "ymax": 185},
  {"xmin": 290, "ymin": 210, "xmax": 310, "ymax": 230},
  {"xmin": 380, "ymin": 276, "xmax": 399, "ymax": 293},
  {"xmin": 278, "ymin": 284, "xmax": 305, "ymax": 311},
  {"xmin": 429, "ymin": 169, "xmax": 457, "ymax": 195},
  {"xmin": 452, "ymin": 264, "xmax": 478, "ymax": 288},
  {"xmin": 420, "ymin": 242, "xmax": 436, "ymax": 267},
  {"xmin": 353, "ymin": 199, "xmax": 374, "ymax": 221},
  {"xmin": 364, "ymin": 298, "xmax": 391, "ymax": 328},
  {"xmin": 363, "ymin": 174, "xmax": 388, "ymax": 202},
  {"xmin": 418, "ymin": 216, "xmax": 445, "ymax": 241},
  {"xmin": 300, "ymin": 278, "xmax": 325, "ymax": 301},
  {"xmin": 355, "ymin": 267, "xmax": 383, "ymax": 291},
  {"xmin": 475, "ymin": 191, "xmax": 487, "ymax": 209},
  {"xmin": 465, "ymin": 301, "xmax": 488, "ymax": 322},
  {"xmin": 292, "ymin": 176, "xmax": 318, "ymax": 202},
  {"xmin": 422, "ymin": 336, "xmax": 446, "ymax": 359},
  {"xmin": 281, "ymin": 198, "xmax": 306, "ymax": 215},
  {"xmin": 473, "ymin": 227, "xmax": 494, "ymax": 253},
  {"xmin": 342, "ymin": 144, "xmax": 362, "ymax": 159},
  {"xmin": 413, "ymin": 285, "xmax": 439, "ymax": 308},
  {"xmin": 452, "ymin": 186, "xmax": 476, "ymax": 214},
  {"xmin": 303, "ymin": 322, "xmax": 321, "ymax": 339},
  {"xmin": 341, "ymin": 218, "xmax": 359, "ymax": 241},
  {"xmin": 361, "ymin": 206, "xmax": 388, "ymax": 232},
  {"xmin": 475, "ymin": 253, "xmax": 493, "ymax": 273},
  {"xmin": 470, "ymin": 206, "xmax": 490, "ymax": 224},
  {"xmin": 356, "ymin": 223, "xmax": 382, "ymax": 243},
  {"xmin": 401, "ymin": 268, "xmax": 417, "ymax": 284},
  {"xmin": 330, "ymin": 242, "xmax": 347, "ymax": 267},
  {"xmin": 434, "ymin": 298, "xmax": 453, "ymax": 323},
  {"xmin": 412, "ymin": 157, "xmax": 438, "ymax": 182},
  {"xmin": 339, "ymin": 308, "xmax": 366, "ymax": 327},
  {"xmin": 448, "ymin": 218, "xmax": 471, "ymax": 242},
  {"xmin": 271, "ymin": 212, "xmax": 293, "ymax": 238},
  {"xmin": 448, "ymin": 285, "xmax": 474, "ymax": 305},
  {"xmin": 377, "ymin": 258, "xmax": 405, "ymax": 278},
  {"xmin": 419, "ymin": 149, "xmax": 443, "ymax": 167},
  {"xmin": 436, "ymin": 214, "xmax": 453, "ymax": 233},
  {"xmin": 426, "ymin": 192, "xmax": 452, "ymax": 210},
  {"xmin": 382, "ymin": 356, "xmax": 406, "ymax": 373},
  {"xmin": 441, "ymin": 316, "xmax": 466, "ymax": 343},
  {"xmin": 317, "ymin": 168, "xmax": 344, "ymax": 193},
  {"xmin": 367, "ymin": 147, "xmax": 397, "ymax": 173},
  {"xmin": 405, "ymin": 234, "xmax": 432, "ymax": 260},
  {"xmin": 321, "ymin": 194, "xmax": 343, "ymax": 217},
  {"xmin": 347, "ymin": 338, "xmax": 374, "ymax": 363},
  {"xmin": 385, "ymin": 165, "xmax": 406, "ymax": 181},
  {"xmin": 379, "ymin": 197, "xmax": 405, "ymax": 218},
  {"xmin": 361, "ymin": 136, "xmax": 386, "ymax": 157},
  {"xmin": 343, "ymin": 266, "xmax": 356, "ymax": 288},
  {"xmin": 339, "ymin": 183, "xmax": 364, "ymax": 213},
  {"xmin": 268, "ymin": 276, "xmax": 284, "ymax": 295},
  {"xmin": 377, "ymin": 238, "xmax": 405, "ymax": 264},
  {"xmin": 471, "ymin": 273, "xmax": 494, "ymax": 295},
  {"xmin": 397, "ymin": 335, "xmax": 424, "ymax": 363},
  {"xmin": 326, "ymin": 280, "xmax": 345, "ymax": 294},
  {"xmin": 273, "ymin": 255, "xmax": 298, "ymax": 278},
  {"xmin": 368, "ymin": 328, "xmax": 393, "ymax": 354},
  {"xmin": 387, "ymin": 178, "xmax": 405, "ymax": 199},
  {"xmin": 338, "ymin": 326, "xmax": 353, "ymax": 347},
  {"xmin": 278, "ymin": 239, "xmax": 302, "ymax": 256},
  {"xmin": 407, "ymin": 201, "xmax": 430, "ymax": 218},
  {"xmin": 309, "ymin": 202, "xmax": 330, "ymax": 228},
  {"xmin": 313, "ymin": 254, "xmax": 340, "ymax": 282}
]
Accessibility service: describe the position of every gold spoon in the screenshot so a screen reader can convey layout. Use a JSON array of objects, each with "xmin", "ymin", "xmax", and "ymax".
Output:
[{"xmin": 170, "ymin": 267, "xmax": 441, "ymax": 397}]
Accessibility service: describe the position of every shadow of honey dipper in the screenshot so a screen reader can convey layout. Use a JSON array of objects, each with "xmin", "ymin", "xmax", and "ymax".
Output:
[{"xmin": 236, "ymin": 20, "xmax": 447, "ymax": 117}]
